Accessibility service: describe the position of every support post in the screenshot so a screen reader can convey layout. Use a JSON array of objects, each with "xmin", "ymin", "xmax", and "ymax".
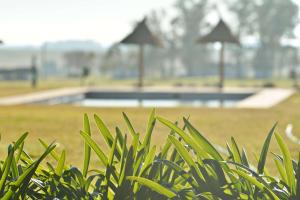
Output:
[
  {"xmin": 219, "ymin": 42, "xmax": 225, "ymax": 107},
  {"xmin": 219, "ymin": 42, "xmax": 225, "ymax": 90},
  {"xmin": 31, "ymin": 55, "xmax": 37, "ymax": 88},
  {"xmin": 138, "ymin": 44, "xmax": 144, "ymax": 88}
]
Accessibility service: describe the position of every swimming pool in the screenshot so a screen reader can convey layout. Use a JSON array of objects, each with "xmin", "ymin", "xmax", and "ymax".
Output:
[{"xmin": 36, "ymin": 90, "xmax": 254, "ymax": 108}]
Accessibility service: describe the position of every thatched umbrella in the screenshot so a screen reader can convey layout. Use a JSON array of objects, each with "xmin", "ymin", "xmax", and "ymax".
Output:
[
  {"xmin": 120, "ymin": 18, "xmax": 162, "ymax": 87},
  {"xmin": 197, "ymin": 19, "xmax": 239, "ymax": 89}
]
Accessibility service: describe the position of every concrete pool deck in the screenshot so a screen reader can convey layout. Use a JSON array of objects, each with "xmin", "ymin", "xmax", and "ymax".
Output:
[
  {"xmin": 0, "ymin": 87, "xmax": 89, "ymax": 105},
  {"xmin": 0, "ymin": 86, "xmax": 295, "ymax": 108},
  {"xmin": 235, "ymin": 88, "xmax": 295, "ymax": 108}
]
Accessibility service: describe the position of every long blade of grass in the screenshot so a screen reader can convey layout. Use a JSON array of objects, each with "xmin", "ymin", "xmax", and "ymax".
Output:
[
  {"xmin": 95, "ymin": 115, "xmax": 122, "ymax": 161},
  {"xmin": 257, "ymin": 123, "xmax": 277, "ymax": 174},
  {"xmin": 11, "ymin": 156, "xmax": 18, "ymax": 178},
  {"xmin": 0, "ymin": 145, "xmax": 14, "ymax": 194},
  {"xmin": 275, "ymin": 133, "xmax": 296, "ymax": 194},
  {"xmin": 230, "ymin": 137, "xmax": 242, "ymax": 164},
  {"xmin": 83, "ymin": 113, "xmax": 91, "ymax": 177},
  {"xmin": 122, "ymin": 112, "xmax": 138, "ymax": 138},
  {"xmin": 94, "ymin": 114, "xmax": 114, "ymax": 147},
  {"xmin": 142, "ymin": 109, "xmax": 156, "ymax": 150},
  {"xmin": 157, "ymin": 117, "xmax": 208, "ymax": 159},
  {"xmin": 139, "ymin": 145, "xmax": 156, "ymax": 176},
  {"xmin": 183, "ymin": 118, "xmax": 223, "ymax": 161},
  {"xmin": 80, "ymin": 131, "xmax": 108, "ymax": 166},
  {"xmin": 241, "ymin": 148, "xmax": 250, "ymax": 168},
  {"xmin": 232, "ymin": 169, "xmax": 280, "ymax": 200},
  {"xmin": 127, "ymin": 176, "xmax": 177, "ymax": 198},
  {"xmin": 296, "ymin": 153, "xmax": 300, "ymax": 198},
  {"xmin": 168, "ymin": 135, "xmax": 204, "ymax": 181},
  {"xmin": 55, "ymin": 150, "xmax": 66, "ymax": 176},
  {"xmin": 4, "ymin": 143, "xmax": 56, "ymax": 200},
  {"xmin": 168, "ymin": 136, "xmax": 196, "ymax": 168},
  {"xmin": 15, "ymin": 142, "xmax": 24, "ymax": 163},
  {"xmin": 13, "ymin": 132, "xmax": 28, "ymax": 151},
  {"xmin": 108, "ymin": 134, "xmax": 118, "ymax": 166},
  {"xmin": 39, "ymin": 139, "xmax": 60, "ymax": 161},
  {"xmin": 274, "ymin": 158, "xmax": 288, "ymax": 183}
]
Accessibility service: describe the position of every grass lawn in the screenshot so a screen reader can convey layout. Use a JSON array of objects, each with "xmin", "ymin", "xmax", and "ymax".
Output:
[
  {"xmin": 0, "ymin": 91, "xmax": 300, "ymax": 173},
  {"xmin": 0, "ymin": 79, "xmax": 84, "ymax": 97},
  {"xmin": 0, "ymin": 77, "xmax": 296, "ymax": 97}
]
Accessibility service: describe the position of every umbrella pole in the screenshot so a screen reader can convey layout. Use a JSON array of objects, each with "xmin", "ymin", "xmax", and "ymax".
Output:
[
  {"xmin": 31, "ymin": 55, "xmax": 37, "ymax": 88},
  {"xmin": 138, "ymin": 44, "xmax": 144, "ymax": 88},
  {"xmin": 219, "ymin": 42, "xmax": 225, "ymax": 90},
  {"xmin": 219, "ymin": 42, "xmax": 225, "ymax": 107}
]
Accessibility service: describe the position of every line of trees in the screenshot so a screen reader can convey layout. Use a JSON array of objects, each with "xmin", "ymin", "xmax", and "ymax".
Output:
[{"xmin": 102, "ymin": 0, "xmax": 299, "ymax": 80}]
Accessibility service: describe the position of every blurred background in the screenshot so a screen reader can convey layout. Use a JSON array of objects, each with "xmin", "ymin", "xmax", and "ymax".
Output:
[
  {"xmin": 0, "ymin": 0, "xmax": 299, "ymax": 88},
  {"xmin": 1, "ymin": 0, "xmax": 300, "ymax": 168}
]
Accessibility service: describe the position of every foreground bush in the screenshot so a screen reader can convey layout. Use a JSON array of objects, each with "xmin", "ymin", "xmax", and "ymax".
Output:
[{"xmin": 0, "ymin": 110, "xmax": 300, "ymax": 199}]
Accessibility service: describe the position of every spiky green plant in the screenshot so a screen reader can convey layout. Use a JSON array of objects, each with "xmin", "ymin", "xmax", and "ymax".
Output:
[{"xmin": 0, "ymin": 110, "xmax": 299, "ymax": 199}]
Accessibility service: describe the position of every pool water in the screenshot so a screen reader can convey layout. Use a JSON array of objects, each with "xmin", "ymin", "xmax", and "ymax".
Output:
[
  {"xmin": 34, "ymin": 91, "xmax": 253, "ymax": 108},
  {"xmin": 77, "ymin": 99, "xmax": 238, "ymax": 108}
]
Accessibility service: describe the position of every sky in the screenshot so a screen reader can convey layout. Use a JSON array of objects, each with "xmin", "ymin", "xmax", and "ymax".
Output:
[
  {"xmin": 0, "ymin": 0, "xmax": 299, "ymax": 46},
  {"xmin": 0, "ymin": 0, "xmax": 174, "ymax": 46}
]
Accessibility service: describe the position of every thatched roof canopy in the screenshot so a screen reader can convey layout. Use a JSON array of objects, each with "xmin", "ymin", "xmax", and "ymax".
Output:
[
  {"xmin": 120, "ymin": 18, "xmax": 162, "ymax": 47},
  {"xmin": 197, "ymin": 19, "xmax": 239, "ymax": 44}
]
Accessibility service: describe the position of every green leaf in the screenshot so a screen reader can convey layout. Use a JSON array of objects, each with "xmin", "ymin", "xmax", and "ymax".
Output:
[
  {"xmin": 168, "ymin": 135, "xmax": 196, "ymax": 168},
  {"xmin": 118, "ymin": 134, "xmax": 128, "ymax": 184},
  {"xmin": 257, "ymin": 123, "xmax": 276, "ymax": 174},
  {"xmin": 94, "ymin": 114, "xmax": 114, "ymax": 147},
  {"xmin": 83, "ymin": 113, "xmax": 91, "ymax": 177},
  {"xmin": 296, "ymin": 153, "xmax": 300, "ymax": 198},
  {"xmin": 183, "ymin": 118, "xmax": 223, "ymax": 161},
  {"xmin": 0, "ymin": 145, "xmax": 14, "ymax": 194},
  {"xmin": 142, "ymin": 109, "xmax": 156, "ymax": 150},
  {"xmin": 274, "ymin": 158, "xmax": 288, "ymax": 183},
  {"xmin": 275, "ymin": 133, "xmax": 296, "ymax": 194},
  {"xmin": 118, "ymin": 147, "xmax": 134, "ymax": 190},
  {"xmin": 230, "ymin": 137, "xmax": 242, "ymax": 164},
  {"xmin": 4, "ymin": 143, "xmax": 56, "ymax": 200},
  {"xmin": 127, "ymin": 176, "xmax": 177, "ymax": 198},
  {"xmin": 161, "ymin": 139, "xmax": 172, "ymax": 159},
  {"xmin": 122, "ymin": 112, "xmax": 138, "ymax": 137},
  {"xmin": 108, "ymin": 135, "xmax": 118, "ymax": 166},
  {"xmin": 157, "ymin": 117, "xmax": 208, "ymax": 159},
  {"xmin": 232, "ymin": 169, "xmax": 280, "ymax": 200},
  {"xmin": 159, "ymin": 159, "xmax": 198, "ymax": 188},
  {"xmin": 39, "ymin": 139, "xmax": 60, "ymax": 161},
  {"xmin": 95, "ymin": 114, "xmax": 122, "ymax": 161},
  {"xmin": 80, "ymin": 131, "xmax": 108, "ymax": 166},
  {"xmin": 13, "ymin": 132, "xmax": 28, "ymax": 151},
  {"xmin": 15, "ymin": 142, "xmax": 24, "ymax": 163},
  {"xmin": 241, "ymin": 148, "xmax": 250, "ymax": 168},
  {"xmin": 168, "ymin": 135, "xmax": 204, "ymax": 181},
  {"xmin": 11, "ymin": 156, "xmax": 18, "ymax": 178},
  {"xmin": 139, "ymin": 145, "xmax": 156, "ymax": 176},
  {"xmin": 55, "ymin": 150, "xmax": 66, "ymax": 176}
]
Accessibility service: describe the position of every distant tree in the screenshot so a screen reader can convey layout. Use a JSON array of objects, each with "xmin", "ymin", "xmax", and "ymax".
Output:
[
  {"xmin": 101, "ymin": 44, "xmax": 138, "ymax": 79},
  {"xmin": 173, "ymin": 0, "xmax": 212, "ymax": 76},
  {"xmin": 254, "ymin": 0, "xmax": 299, "ymax": 78},
  {"xmin": 64, "ymin": 51, "xmax": 95, "ymax": 70},
  {"xmin": 146, "ymin": 9, "xmax": 170, "ymax": 78},
  {"xmin": 228, "ymin": 0, "xmax": 256, "ymax": 36},
  {"xmin": 101, "ymin": 44, "xmax": 122, "ymax": 75},
  {"xmin": 167, "ymin": 17, "xmax": 181, "ymax": 77},
  {"xmin": 228, "ymin": 0, "xmax": 257, "ymax": 78},
  {"xmin": 228, "ymin": 0, "xmax": 299, "ymax": 78},
  {"xmin": 63, "ymin": 51, "xmax": 95, "ymax": 84}
]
